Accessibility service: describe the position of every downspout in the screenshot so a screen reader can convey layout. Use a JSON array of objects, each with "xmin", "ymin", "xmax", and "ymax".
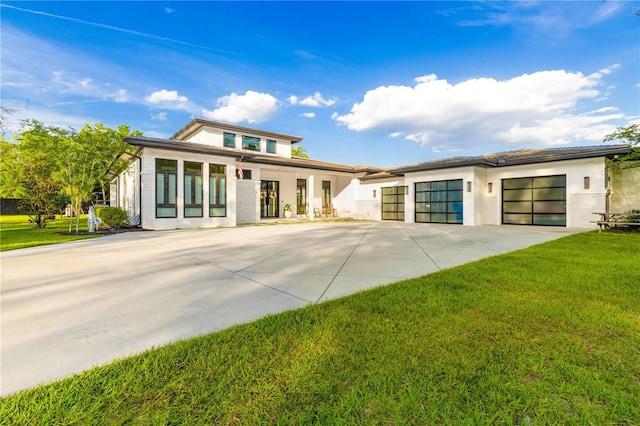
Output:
[{"xmin": 135, "ymin": 152, "xmax": 143, "ymax": 229}]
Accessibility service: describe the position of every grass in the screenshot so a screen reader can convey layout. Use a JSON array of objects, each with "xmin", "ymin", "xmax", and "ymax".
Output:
[
  {"xmin": 0, "ymin": 215, "xmax": 102, "ymax": 251},
  {"xmin": 1, "ymin": 231, "xmax": 639, "ymax": 424}
]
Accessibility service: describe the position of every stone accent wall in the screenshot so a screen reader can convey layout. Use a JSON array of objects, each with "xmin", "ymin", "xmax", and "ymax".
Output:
[
  {"xmin": 236, "ymin": 180, "xmax": 260, "ymax": 224},
  {"xmin": 609, "ymin": 162, "xmax": 640, "ymax": 212}
]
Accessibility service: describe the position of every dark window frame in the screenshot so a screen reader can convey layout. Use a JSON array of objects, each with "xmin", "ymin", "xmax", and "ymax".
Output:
[
  {"xmin": 242, "ymin": 135, "xmax": 260, "ymax": 151},
  {"xmin": 184, "ymin": 161, "xmax": 203, "ymax": 218},
  {"xmin": 296, "ymin": 179, "xmax": 307, "ymax": 214},
  {"xmin": 209, "ymin": 164, "xmax": 227, "ymax": 217},
  {"xmin": 414, "ymin": 179, "xmax": 463, "ymax": 224},
  {"xmin": 223, "ymin": 132, "xmax": 236, "ymax": 148},
  {"xmin": 155, "ymin": 158, "xmax": 177, "ymax": 218}
]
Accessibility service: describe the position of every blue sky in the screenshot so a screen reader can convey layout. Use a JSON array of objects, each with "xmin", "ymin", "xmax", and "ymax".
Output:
[{"xmin": 1, "ymin": 1, "xmax": 639, "ymax": 166}]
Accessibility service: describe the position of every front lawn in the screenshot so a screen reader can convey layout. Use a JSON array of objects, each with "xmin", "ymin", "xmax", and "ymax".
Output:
[
  {"xmin": 0, "ymin": 215, "xmax": 102, "ymax": 251},
  {"xmin": 1, "ymin": 231, "xmax": 639, "ymax": 424}
]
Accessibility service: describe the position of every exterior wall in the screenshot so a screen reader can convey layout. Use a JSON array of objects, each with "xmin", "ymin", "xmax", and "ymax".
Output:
[
  {"xmin": 353, "ymin": 178, "xmax": 404, "ymax": 220},
  {"xmin": 236, "ymin": 180, "xmax": 260, "ymax": 224},
  {"xmin": 181, "ymin": 125, "xmax": 293, "ymax": 158},
  {"xmin": 485, "ymin": 157, "xmax": 607, "ymax": 228},
  {"xmin": 609, "ymin": 162, "xmax": 640, "ymax": 212},
  {"xmin": 139, "ymin": 147, "xmax": 237, "ymax": 230}
]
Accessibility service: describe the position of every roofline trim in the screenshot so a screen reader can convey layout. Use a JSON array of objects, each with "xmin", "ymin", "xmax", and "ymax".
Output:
[{"xmin": 171, "ymin": 118, "xmax": 304, "ymax": 143}]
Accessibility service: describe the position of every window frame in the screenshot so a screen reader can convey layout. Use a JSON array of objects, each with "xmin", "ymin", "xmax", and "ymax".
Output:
[
  {"xmin": 209, "ymin": 164, "xmax": 227, "ymax": 217},
  {"xmin": 242, "ymin": 135, "xmax": 261, "ymax": 152},
  {"xmin": 184, "ymin": 161, "xmax": 203, "ymax": 218},
  {"xmin": 155, "ymin": 158, "xmax": 177, "ymax": 218},
  {"xmin": 223, "ymin": 132, "xmax": 236, "ymax": 148}
]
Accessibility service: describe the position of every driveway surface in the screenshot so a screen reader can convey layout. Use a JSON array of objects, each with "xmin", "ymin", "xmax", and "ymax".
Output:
[{"xmin": 1, "ymin": 221, "xmax": 586, "ymax": 396}]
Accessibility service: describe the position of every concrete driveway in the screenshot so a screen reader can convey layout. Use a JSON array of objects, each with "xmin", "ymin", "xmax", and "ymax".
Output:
[{"xmin": 0, "ymin": 221, "xmax": 586, "ymax": 396}]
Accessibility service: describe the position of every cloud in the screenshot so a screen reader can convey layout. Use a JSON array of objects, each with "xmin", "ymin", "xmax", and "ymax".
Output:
[
  {"xmin": 334, "ymin": 68, "xmax": 626, "ymax": 150},
  {"xmin": 202, "ymin": 91, "xmax": 278, "ymax": 124},
  {"xmin": 151, "ymin": 112, "xmax": 167, "ymax": 121},
  {"xmin": 145, "ymin": 89, "xmax": 188, "ymax": 104},
  {"xmin": 300, "ymin": 112, "xmax": 316, "ymax": 118},
  {"xmin": 112, "ymin": 88, "xmax": 130, "ymax": 103},
  {"xmin": 289, "ymin": 92, "xmax": 336, "ymax": 107},
  {"xmin": 164, "ymin": 7, "xmax": 174, "ymax": 14}
]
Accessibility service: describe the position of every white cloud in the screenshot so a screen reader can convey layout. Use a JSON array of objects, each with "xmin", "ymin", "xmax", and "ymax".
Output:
[
  {"xmin": 202, "ymin": 90, "xmax": 278, "ymax": 124},
  {"xmin": 151, "ymin": 112, "xmax": 167, "ymax": 121},
  {"xmin": 145, "ymin": 89, "xmax": 188, "ymax": 104},
  {"xmin": 112, "ymin": 88, "xmax": 129, "ymax": 103},
  {"xmin": 334, "ymin": 68, "xmax": 626, "ymax": 150},
  {"xmin": 289, "ymin": 91, "xmax": 336, "ymax": 107},
  {"xmin": 164, "ymin": 7, "xmax": 174, "ymax": 14},
  {"xmin": 301, "ymin": 112, "xmax": 316, "ymax": 118}
]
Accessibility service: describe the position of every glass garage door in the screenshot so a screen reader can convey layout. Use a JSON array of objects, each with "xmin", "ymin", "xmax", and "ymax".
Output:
[
  {"xmin": 381, "ymin": 186, "xmax": 406, "ymax": 220},
  {"xmin": 415, "ymin": 179, "xmax": 463, "ymax": 224},
  {"xmin": 502, "ymin": 175, "xmax": 566, "ymax": 226}
]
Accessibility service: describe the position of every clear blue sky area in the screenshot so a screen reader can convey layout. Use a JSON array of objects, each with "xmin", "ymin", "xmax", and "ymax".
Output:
[{"xmin": 2, "ymin": 1, "xmax": 639, "ymax": 166}]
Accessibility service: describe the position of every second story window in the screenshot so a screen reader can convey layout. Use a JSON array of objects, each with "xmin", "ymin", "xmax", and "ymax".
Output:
[
  {"xmin": 242, "ymin": 135, "xmax": 260, "ymax": 151},
  {"xmin": 223, "ymin": 132, "xmax": 236, "ymax": 148},
  {"xmin": 266, "ymin": 139, "xmax": 277, "ymax": 154}
]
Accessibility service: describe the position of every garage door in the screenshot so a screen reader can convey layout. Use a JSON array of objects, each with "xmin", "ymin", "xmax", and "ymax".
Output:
[
  {"xmin": 415, "ymin": 179, "xmax": 463, "ymax": 224},
  {"xmin": 502, "ymin": 175, "xmax": 566, "ymax": 226},
  {"xmin": 381, "ymin": 186, "xmax": 406, "ymax": 220}
]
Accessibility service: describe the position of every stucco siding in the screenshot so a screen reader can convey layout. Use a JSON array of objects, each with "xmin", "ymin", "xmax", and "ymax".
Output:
[{"xmin": 609, "ymin": 162, "xmax": 640, "ymax": 212}]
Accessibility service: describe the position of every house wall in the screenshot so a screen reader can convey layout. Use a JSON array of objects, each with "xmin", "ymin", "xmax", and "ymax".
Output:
[
  {"xmin": 139, "ymin": 147, "xmax": 237, "ymax": 230},
  {"xmin": 609, "ymin": 162, "xmax": 640, "ymax": 212},
  {"xmin": 485, "ymin": 157, "xmax": 607, "ymax": 228},
  {"xmin": 181, "ymin": 126, "xmax": 293, "ymax": 158}
]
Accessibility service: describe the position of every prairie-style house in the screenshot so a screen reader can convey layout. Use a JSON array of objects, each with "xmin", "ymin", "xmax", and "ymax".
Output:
[{"xmin": 109, "ymin": 118, "xmax": 632, "ymax": 230}]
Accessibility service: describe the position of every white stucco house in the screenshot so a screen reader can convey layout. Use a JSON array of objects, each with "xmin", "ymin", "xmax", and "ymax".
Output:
[{"xmin": 109, "ymin": 118, "xmax": 632, "ymax": 230}]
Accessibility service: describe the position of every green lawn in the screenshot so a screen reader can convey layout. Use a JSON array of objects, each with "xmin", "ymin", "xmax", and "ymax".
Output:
[
  {"xmin": 0, "ymin": 215, "xmax": 102, "ymax": 251},
  {"xmin": 1, "ymin": 231, "xmax": 639, "ymax": 424}
]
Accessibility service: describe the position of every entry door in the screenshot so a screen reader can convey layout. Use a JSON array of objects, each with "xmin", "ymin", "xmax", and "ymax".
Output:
[{"xmin": 260, "ymin": 180, "xmax": 279, "ymax": 218}]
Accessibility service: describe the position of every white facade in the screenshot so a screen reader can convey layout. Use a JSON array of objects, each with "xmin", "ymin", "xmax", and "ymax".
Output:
[{"xmin": 110, "ymin": 119, "xmax": 631, "ymax": 231}]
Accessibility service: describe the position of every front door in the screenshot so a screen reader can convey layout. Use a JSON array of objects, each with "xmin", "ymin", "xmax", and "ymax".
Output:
[{"xmin": 261, "ymin": 180, "xmax": 279, "ymax": 218}]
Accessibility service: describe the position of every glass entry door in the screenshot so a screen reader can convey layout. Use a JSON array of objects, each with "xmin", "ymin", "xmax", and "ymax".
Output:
[{"xmin": 260, "ymin": 180, "xmax": 279, "ymax": 218}]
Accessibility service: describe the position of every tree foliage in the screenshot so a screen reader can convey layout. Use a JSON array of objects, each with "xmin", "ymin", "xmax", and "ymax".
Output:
[
  {"xmin": 0, "ymin": 120, "xmax": 141, "ymax": 232},
  {"xmin": 291, "ymin": 145, "xmax": 309, "ymax": 158},
  {"xmin": 604, "ymin": 123, "xmax": 640, "ymax": 164}
]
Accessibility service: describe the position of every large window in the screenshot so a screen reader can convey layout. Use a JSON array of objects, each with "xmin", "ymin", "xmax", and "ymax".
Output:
[
  {"xmin": 415, "ymin": 179, "xmax": 463, "ymax": 224},
  {"xmin": 502, "ymin": 175, "xmax": 566, "ymax": 226},
  {"xmin": 209, "ymin": 164, "xmax": 227, "ymax": 217},
  {"xmin": 296, "ymin": 179, "xmax": 307, "ymax": 214},
  {"xmin": 242, "ymin": 135, "xmax": 260, "ymax": 151},
  {"xmin": 156, "ymin": 159, "xmax": 177, "ymax": 218},
  {"xmin": 266, "ymin": 139, "xmax": 277, "ymax": 154},
  {"xmin": 223, "ymin": 132, "xmax": 236, "ymax": 148},
  {"xmin": 184, "ymin": 162, "xmax": 203, "ymax": 217},
  {"xmin": 382, "ymin": 186, "xmax": 406, "ymax": 221},
  {"xmin": 322, "ymin": 181, "xmax": 331, "ymax": 210}
]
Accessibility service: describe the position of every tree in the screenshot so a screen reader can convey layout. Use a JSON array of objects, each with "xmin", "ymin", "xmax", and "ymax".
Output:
[
  {"xmin": 604, "ymin": 123, "xmax": 640, "ymax": 164},
  {"xmin": 0, "ymin": 138, "xmax": 22, "ymax": 198},
  {"xmin": 291, "ymin": 145, "xmax": 309, "ymax": 158},
  {"xmin": 19, "ymin": 162, "xmax": 64, "ymax": 228}
]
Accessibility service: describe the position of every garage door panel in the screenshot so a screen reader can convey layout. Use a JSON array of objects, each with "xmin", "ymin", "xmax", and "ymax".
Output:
[
  {"xmin": 502, "ymin": 175, "xmax": 566, "ymax": 226},
  {"xmin": 415, "ymin": 179, "xmax": 463, "ymax": 224}
]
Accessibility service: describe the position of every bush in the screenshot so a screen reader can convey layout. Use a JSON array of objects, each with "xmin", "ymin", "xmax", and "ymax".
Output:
[{"xmin": 97, "ymin": 207, "xmax": 129, "ymax": 228}]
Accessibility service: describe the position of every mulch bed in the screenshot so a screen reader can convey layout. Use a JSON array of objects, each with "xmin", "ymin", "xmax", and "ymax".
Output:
[{"xmin": 60, "ymin": 227, "xmax": 148, "ymax": 236}]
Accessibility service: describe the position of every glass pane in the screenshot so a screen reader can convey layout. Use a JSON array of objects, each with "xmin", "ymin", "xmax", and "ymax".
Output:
[
  {"xmin": 382, "ymin": 187, "xmax": 394, "ymax": 195},
  {"xmin": 448, "ymin": 213, "xmax": 463, "ymax": 224},
  {"xmin": 210, "ymin": 207, "xmax": 225, "ymax": 217},
  {"xmin": 156, "ymin": 173, "xmax": 165, "ymax": 204},
  {"xmin": 503, "ymin": 178, "xmax": 531, "ymax": 190},
  {"xmin": 184, "ymin": 175, "xmax": 193, "ymax": 204},
  {"xmin": 431, "ymin": 213, "xmax": 446, "ymax": 223},
  {"xmin": 157, "ymin": 159, "xmax": 177, "ymax": 171},
  {"xmin": 503, "ymin": 189, "xmax": 531, "ymax": 202},
  {"xmin": 416, "ymin": 213, "xmax": 429, "ymax": 222},
  {"xmin": 242, "ymin": 136, "xmax": 260, "ymax": 151},
  {"xmin": 449, "ymin": 202, "xmax": 463, "ymax": 213},
  {"xmin": 533, "ymin": 201, "xmax": 565, "ymax": 214},
  {"xmin": 210, "ymin": 164, "xmax": 225, "ymax": 174},
  {"xmin": 431, "ymin": 181, "xmax": 447, "ymax": 191},
  {"xmin": 533, "ymin": 188, "xmax": 565, "ymax": 201},
  {"xmin": 415, "ymin": 182, "xmax": 430, "ymax": 191},
  {"xmin": 534, "ymin": 175, "xmax": 565, "ymax": 188},
  {"xmin": 167, "ymin": 174, "xmax": 176, "ymax": 204},
  {"xmin": 195, "ymin": 176, "xmax": 202, "ymax": 204},
  {"xmin": 266, "ymin": 139, "xmax": 276, "ymax": 154},
  {"xmin": 448, "ymin": 190, "xmax": 463, "ymax": 202},
  {"xmin": 447, "ymin": 180, "xmax": 463, "ymax": 190},
  {"xmin": 503, "ymin": 213, "xmax": 532, "ymax": 225},
  {"xmin": 219, "ymin": 178, "xmax": 226, "ymax": 205},
  {"xmin": 503, "ymin": 201, "xmax": 532, "ymax": 213},
  {"xmin": 156, "ymin": 207, "xmax": 176, "ymax": 218},
  {"xmin": 431, "ymin": 203, "xmax": 446, "ymax": 213},
  {"xmin": 431, "ymin": 191, "xmax": 447, "ymax": 202},
  {"xmin": 382, "ymin": 194, "xmax": 396, "ymax": 203},
  {"xmin": 415, "ymin": 192, "xmax": 428, "ymax": 203},
  {"xmin": 184, "ymin": 162, "xmax": 201, "ymax": 174},
  {"xmin": 223, "ymin": 132, "xmax": 235, "ymax": 148},
  {"xmin": 185, "ymin": 207, "xmax": 202, "ymax": 217},
  {"xmin": 533, "ymin": 214, "xmax": 566, "ymax": 226}
]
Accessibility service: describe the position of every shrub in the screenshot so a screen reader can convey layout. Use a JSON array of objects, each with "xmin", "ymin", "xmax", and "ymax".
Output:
[{"xmin": 97, "ymin": 207, "xmax": 129, "ymax": 228}]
